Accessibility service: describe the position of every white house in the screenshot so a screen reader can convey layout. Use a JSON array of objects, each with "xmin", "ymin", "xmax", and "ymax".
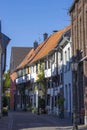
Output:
[{"xmin": 45, "ymin": 29, "xmax": 72, "ymax": 120}]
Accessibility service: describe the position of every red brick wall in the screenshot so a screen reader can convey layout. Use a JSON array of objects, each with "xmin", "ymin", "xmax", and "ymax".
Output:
[
  {"xmin": 70, "ymin": 0, "xmax": 87, "ymax": 123},
  {"xmin": 10, "ymin": 72, "xmax": 16, "ymax": 110}
]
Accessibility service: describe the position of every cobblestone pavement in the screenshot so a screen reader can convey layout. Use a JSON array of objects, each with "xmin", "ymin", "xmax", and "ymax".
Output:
[{"xmin": 0, "ymin": 111, "xmax": 87, "ymax": 130}]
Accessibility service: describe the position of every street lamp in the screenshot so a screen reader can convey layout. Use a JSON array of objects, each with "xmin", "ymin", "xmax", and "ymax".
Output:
[{"xmin": 71, "ymin": 58, "xmax": 78, "ymax": 130}]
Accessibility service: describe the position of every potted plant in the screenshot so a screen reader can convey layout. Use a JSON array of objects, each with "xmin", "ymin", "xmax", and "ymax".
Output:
[
  {"xmin": 31, "ymin": 107, "xmax": 37, "ymax": 114},
  {"xmin": 2, "ymin": 107, "xmax": 8, "ymax": 116}
]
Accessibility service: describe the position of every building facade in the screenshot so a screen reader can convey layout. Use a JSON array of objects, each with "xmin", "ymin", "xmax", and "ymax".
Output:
[
  {"xmin": 0, "ymin": 23, "xmax": 10, "ymax": 116},
  {"xmin": 10, "ymin": 25, "xmax": 73, "ymax": 120},
  {"xmin": 45, "ymin": 29, "xmax": 72, "ymax": 119},
  {"xmin": 10, "ymin": 47, "xmax": 32, "ymax": 110},
  {"xmin": 70, "ymin": 0, "xmax": 87, "ymax": 125}
]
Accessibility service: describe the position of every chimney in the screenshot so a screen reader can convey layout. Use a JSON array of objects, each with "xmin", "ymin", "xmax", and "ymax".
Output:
[
  {"xmin": 33, "ymin": 41, "xmax": 38, "ymax": 50},
  {"xmin": 43, "ymin": 33, "xmax": 48, "ymax": 41}
]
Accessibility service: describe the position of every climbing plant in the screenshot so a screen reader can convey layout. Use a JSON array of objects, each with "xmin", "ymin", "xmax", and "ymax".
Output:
[{"xmin": 36, "ymin": 63, "xmax": 46, "ymax": 94}]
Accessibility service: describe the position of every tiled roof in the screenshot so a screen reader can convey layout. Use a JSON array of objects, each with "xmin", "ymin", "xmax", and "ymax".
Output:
[
  {"xmin": 17, "ymin": 25, "xmax": 71, "ymax": 70},
  {"xmin": 10, "ymin": 47, "xmax": 32, "ymax": 73},
  {"xmin": 17, "ymin": 48, "xmax": 34, "ymax": 69},
  {"xmin": 17, "ymin": 42, "xmax": 44, "ymax": 69},
  {"xmin": 30, "ymin": 25, "xmax": 71, "ymax": 64}
]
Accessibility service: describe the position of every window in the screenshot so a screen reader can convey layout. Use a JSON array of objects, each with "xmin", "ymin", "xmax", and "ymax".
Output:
[
  {"xmin": 45, "ymin": 60, "xmax": 47, "ymax": 70},
  {"xmin": 30, "ymin": 67, "xmax": 32, "ymax": 74},
  {"xmin": 68, "ymin": 48, "xmax": 70, "ymax": 60},
  {"xmin": 22, "ymin": 68, "xmax": 26, "ymax": 75},
  {"xmin": 51, "ymin": 54, "xmax": 55, "ymax": 63},
  {"xmin": 60, "ymin": 51, "xmax": 63, "ymax": 61},
  {"xmin": 60, "ymin": 73, "xmax": 63, "ymax": 84},
  {"xmin": 30, "ymin": 66, "xmax": 33, "ymax": 73},
  {"xmin": 65, "ymin": 51, "xmax": 67, "ymax": 63},
  {"xmin": 32, "ymin": 66, "xmax": 35, "ymax": 73},
  {"xmin": 48, "ymin": 59, "xmax": 51, "ymax": 69},
  {"xmin": 34, "ymin": 66, "xmax": 36, "ymax": 73},
  {"xmin": 50, "ymin": 79, "xmax": 53, "ymax": 88},
  {"xmin": 33, "ymin": 66, "xmax": 35, "ymax": 73},
  {"xmin": 39, "ymin": 61, "xmax": 41, "ymax": 70},
  {"xmin": 47, "ymin": 80, "xmax": 50, "ymax": 88},
  {"xmin": 36, "ymin": 63, "xmax": 38, "ymax": 73},
  {"xmin": 57, "ymin": 75, "xmax": 60, "ymax": 86},
  {"xmin": 68, "ymin": 48, "xmax": 70, "ymax": 70},
  {"xmin": 18, "ymin": 70, "xmax": 22, "ymax": 77},
  {"xmin": 47, "ymin": 94, "xmax": 50, "ymax": 106},
  {"xmin": 65, "ymin": 51, "xmax": 67, "ymax": 72},
  {"xmin": 80, "ymin": 17, "xmax": 82, "ymax": 50},
  {"xmin": 26, "ymin": 67, "xmax": 29, "ymax": 74}
]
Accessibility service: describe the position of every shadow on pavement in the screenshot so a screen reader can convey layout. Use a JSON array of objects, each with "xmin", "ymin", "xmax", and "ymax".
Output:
[{"xmin": 1, "ymin": 111, "xmax": 86, "ymax": 130}]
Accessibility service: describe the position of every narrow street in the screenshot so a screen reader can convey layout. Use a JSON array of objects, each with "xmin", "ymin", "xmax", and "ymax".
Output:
[
  {"xmin": 0, "ymin": 111, "xmax": 86, "ymax": 130},
  {"xmin": 10, "ymin": 112, "xmax": 72, "ymax": 130}
]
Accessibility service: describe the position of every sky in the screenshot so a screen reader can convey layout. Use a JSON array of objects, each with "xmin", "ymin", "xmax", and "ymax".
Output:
[{"xmin": 0, "ymin": 0, "xmax": 73, "ymax": 71}]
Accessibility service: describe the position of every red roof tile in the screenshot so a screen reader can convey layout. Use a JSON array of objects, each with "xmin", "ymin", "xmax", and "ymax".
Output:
[
  {"xmin": 30, "ymin": 25, "xmax": 71, "ymax": 63},
  {"xmin": 17, "ymin": 42, "xmax": 44, "ymax": 69},
  {"xmin": 17, "ymin": 25, "xmax": 71, "ymax": 70}
]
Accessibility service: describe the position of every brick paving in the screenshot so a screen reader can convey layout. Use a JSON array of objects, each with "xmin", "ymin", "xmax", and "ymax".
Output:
[{"xmin": 0, "ymin": 111, "xmax": 86, "ymax": 130}]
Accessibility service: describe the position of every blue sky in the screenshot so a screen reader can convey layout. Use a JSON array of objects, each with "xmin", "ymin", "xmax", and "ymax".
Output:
[{"xmin": 0, "ymin": 0, "xmax": 73, "ymax": 70}]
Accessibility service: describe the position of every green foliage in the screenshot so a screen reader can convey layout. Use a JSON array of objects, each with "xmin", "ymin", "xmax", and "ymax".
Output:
[
  {"xmin": 2, "ymin": 107, "xmax": 8, "ymax": 116},
  {"xmin": 31, "ymin": 107, "xmax": 37, "ymax": 113},
  {"xmin": 3, "ymin": 70, "xmax": 10, "ymax": 92},
  {"xmin": 37, "ymin": 64, "xmax": 45, "ymax": 83},
  {"xmin": 36, "ymin": 64, "xmax": 46, "ymax": 94}
]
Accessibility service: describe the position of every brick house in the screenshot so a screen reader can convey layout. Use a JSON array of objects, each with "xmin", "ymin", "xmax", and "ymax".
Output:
[{"xmin": 69, "ymin": 0, "xmax": 87, "ymax": 125}]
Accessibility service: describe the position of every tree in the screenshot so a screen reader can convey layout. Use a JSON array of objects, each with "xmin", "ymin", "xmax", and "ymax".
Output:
[
  {"xmin": 37, "ymin": 64, "xmax": 46, "ymax": 95},
  {"xmin": 3, "ymin": 70, "xmax": 10, "ymax": 109},
  {"xmin": 3, "ymin": 70, "xmax": 10, "ymax": 92},
  {"xmin": 36, "ymin": 63, "xmax": 47, "ymax": 108}
]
